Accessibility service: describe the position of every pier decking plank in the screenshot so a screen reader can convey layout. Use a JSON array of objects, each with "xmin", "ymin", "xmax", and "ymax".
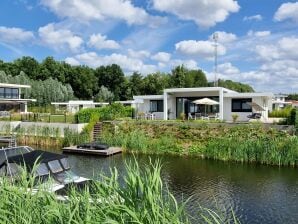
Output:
[{"xmin": 62, "ymin": 146, "xmax": 122, "ymax": 156}]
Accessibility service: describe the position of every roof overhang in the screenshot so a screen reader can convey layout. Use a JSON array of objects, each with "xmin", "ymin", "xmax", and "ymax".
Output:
[
  {"xmin": 51, "ymin": 101, "xmax": 109, "ymax": 106},
  {"xmin": 133, "ymin": 95, "xmax": 163, "ymax": 100},
  {"xmin": 0, "ymin": 99, "xmax": 36, "ymax": 103},
  {"xmin": 164, "ymin": 87, "xmax": 237, "ymax": 94},
  {"xmin": 272, "ymin": 100, "xmax": 292, "ymax": 104},
  {"xmin": 224, "ymin": 92, "xmax": 274, "ymax": 98},
  {"xmin": 0, "ymin": 83, "xmax": 31, "ymax": 88},
  {"xmin": 116, "ymin": 100, "xmax": 135, "ymax": 104}
]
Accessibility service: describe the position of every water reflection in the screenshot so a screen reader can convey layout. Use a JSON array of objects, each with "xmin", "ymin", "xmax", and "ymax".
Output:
[{"xmin": 45, "ymin": 149, "xmax": 298, "ymax": 223}]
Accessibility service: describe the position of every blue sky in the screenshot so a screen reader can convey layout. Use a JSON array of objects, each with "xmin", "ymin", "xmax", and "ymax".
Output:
[{"xmin": 0, "ymin": 0, "xmax": 298, "ymax": 93}]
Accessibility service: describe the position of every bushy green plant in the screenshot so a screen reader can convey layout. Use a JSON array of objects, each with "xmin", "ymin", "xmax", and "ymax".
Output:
[
  {"xmin": 62, "ymin": 128, "xmax": 90, "ymax": 147},
  {"xmin": 0, "ymin": 161, "xmax": 192, "ymax": 224},
  {"xmin": 269, "ymin": 106, "xmax": 292, "ymax": 118},
  {"xmin": 76, "ymin": 103, "xmax": 133, "ymax": 123},
  {"xmin": 231, "ymin": 114, "xmax": 239, "ymax": 123}
]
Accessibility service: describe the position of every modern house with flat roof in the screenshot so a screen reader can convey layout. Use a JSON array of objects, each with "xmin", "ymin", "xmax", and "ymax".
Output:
[
  {"xmin": 51, "ymin": 100, "xmax": 109, "ymax": 114},
  {"xmin": 0, "ymin": 83, "xmax": 35, "ymax": 113},
  {"xmin": 133, "ymin": 87, "xmax": 273, "ymax": 122},
  {"xmin": 272, "ymin": 93, "xmax": 291, "ymax": 110}
]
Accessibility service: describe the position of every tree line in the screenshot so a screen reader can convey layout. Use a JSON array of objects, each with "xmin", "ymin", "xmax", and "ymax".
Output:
[{"xmin": 0, "ymin": 56, "xmax": 254, "ymax": 104}]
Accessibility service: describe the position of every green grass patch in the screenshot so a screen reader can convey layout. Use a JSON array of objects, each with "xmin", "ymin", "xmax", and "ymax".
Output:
[{"xmin": 101, "ymin": 121, "xmax": 298, "ymax": 166}]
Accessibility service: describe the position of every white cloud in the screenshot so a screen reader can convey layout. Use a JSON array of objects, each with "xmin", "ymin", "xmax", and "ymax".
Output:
[
  {"xmin": 88, "ymin": 34, "xmax": 120, "ymax": 50},
  {"xmin": 68, "ymin": 52, "xmax": 157, "ymax": 74},
  {"xmin": 247, "ymin": 30, "xmax": 271, "ymax": 37},
  {"xmin": 151, "ymin": 52, "xmax": 171, "ymax": 62},
  {"xmin": 175, "ymin": 40, "xmax": 226, "ymax": 59},
  {"xmin": 255, "ymin": 45, "xmax": 280, "ymax": 61},
  {"xmin": 152, "ymin": 0, "xmax": 239, "ymax": 28},
  {"xmin": 243, "ymin": 14, "xmax": 263, "ymax": 21},
  {"xmin": 170, "ymin": 59, "xmax": 199, "ymax": 70},
  {"xmin": 217, "ymin": 36, "xmax": 298, "ymax": 92},
  {"xmin": 274, "ymin": 2, "xmax": 298, "ymax": 23},
  {"xmin": 0, "ymin": 26, "xmax": 34, "ymax": 44},
  {"xmin": 209, "ymin": 31, "xmax": 237, "ymax": 43},
  {"xmin": 38, "ymin": 23, "xmax": 83, "ymax": 52},
  {"xmin": 41, "ymin": 0, "xmax": 166, "ymax": 27},
  {"xmin": 65, "ymin": 57, "xmax": 80, "ymax": 66},
  {"xmin": 256, "ymin": 36, "xmax": 298, "ymax": 61},
  {"xmin": 218, "ymin": 62, "xmax": 240, "ymax": 75},
  {"xmin": 127, "ymin": 49, "xmax": 151, "ymax": 59}
]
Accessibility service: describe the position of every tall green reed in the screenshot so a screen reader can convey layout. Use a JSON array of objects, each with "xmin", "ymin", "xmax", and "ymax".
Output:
[{"xmin": 0, "ymin": 160, "xmax": 192, "ymax": 224}]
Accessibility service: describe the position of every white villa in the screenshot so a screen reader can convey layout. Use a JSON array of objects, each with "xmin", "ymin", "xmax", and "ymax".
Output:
[
  {"xmin": 0, "ymin": 83, "xmax": 35, "ymax": 113},
  {"xmin": 133, "ymin": 87, "xmax": 273, "ymax": 122},
  {"xmin": 51, "ymin": 101, "xmax": 109, "ymax": 114},
  {"xmin": 272, "ymin": 93, "xmax": 291, "ymax": 110}
]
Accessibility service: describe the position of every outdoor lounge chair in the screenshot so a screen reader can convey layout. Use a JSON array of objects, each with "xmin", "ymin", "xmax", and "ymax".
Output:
[
  {"xmin": 247, "ymin": 113, "xmax": 261, "ymax": 119},
  {"xmin": 188, "ymin": 113, "xmax": 195, "ymax": 120}
]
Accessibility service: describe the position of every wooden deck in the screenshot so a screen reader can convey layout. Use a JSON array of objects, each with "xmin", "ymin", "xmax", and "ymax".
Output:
[{"xmin": 62, "ymin": 146, "xmax": 122, "ymax": 156}]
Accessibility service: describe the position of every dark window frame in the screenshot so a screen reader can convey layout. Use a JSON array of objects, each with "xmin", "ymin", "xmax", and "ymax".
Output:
[
  {"xmin": 0, "ymin": 88, "xmax": 19, "ymax": 99},
  {"xmin": 150, "ymin": 100, "xmax": 164, "ymax": 112},
  {"xmin": 232, "ymin": 98, "xmax": 252, "ymax": 112}
]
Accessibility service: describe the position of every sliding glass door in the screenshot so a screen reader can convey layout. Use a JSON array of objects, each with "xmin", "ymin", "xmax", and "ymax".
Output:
[{"xmin": 176, "ymin": 97, "xmax": 219, "ymax": 119}]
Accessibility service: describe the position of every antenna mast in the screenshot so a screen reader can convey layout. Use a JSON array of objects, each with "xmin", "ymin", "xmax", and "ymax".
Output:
[{"xmin": 213, "ymin": 32, "xmax": 218, "ymax": 87}]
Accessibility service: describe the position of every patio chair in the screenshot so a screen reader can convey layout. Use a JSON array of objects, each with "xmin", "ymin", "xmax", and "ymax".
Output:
[
  {"xmin": 195, "ymin": 113, "xmax": 202, "ymax": 119},
  {"xmin": 188, "ymin": 113, "xmax": 195, "ymax": 120}
]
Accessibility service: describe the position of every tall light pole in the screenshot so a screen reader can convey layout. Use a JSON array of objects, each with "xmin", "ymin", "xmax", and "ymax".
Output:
[{"xmin": 213, "ymin": 32, "xmax": 218, "ymax": 87}]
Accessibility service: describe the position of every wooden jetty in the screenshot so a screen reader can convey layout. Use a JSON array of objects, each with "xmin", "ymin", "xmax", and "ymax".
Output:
[
  {"xmin": 62, "ymin": 146, "xmax": 122, "ymax": 156},
  {"xmin": 0, "ymin": 136, "xmax": 17, "ymax": 147}
]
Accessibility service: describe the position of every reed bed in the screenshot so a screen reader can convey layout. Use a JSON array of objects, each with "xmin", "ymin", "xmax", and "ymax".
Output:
[
  {"xmin": 0, "ymin": 161, "xmax": 195, "ymax": 224},
  {"xmin": 0, "ymin": 125, "xmax": 89, "ymax": 147},
  {"xmin": 0, "ymin": 160, "xmax": 239, "ymax": 224},
  {"xmin": 101, "ymin": 122, "xmax": 298, "ymax": 166}
]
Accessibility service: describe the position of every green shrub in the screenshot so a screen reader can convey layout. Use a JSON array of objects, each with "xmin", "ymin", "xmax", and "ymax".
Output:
[
  {"xmin": 76, "ymin": 103, "xmax": 133, "ymax": 123},
  {"xmin": 269, "ymin": 106, "xmax": 292, "ymax": 118}
]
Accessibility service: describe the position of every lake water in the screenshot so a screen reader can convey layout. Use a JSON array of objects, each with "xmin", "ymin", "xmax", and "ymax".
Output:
[{"xmin": 47, "ymin": 149, "xmax": 298, "ymax": 223}]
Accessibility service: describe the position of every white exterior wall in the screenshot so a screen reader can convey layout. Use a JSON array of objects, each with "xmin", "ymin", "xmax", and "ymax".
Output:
[
  {"xmin": 137, "ymin": 99, "xmax": 150, "ymax": 113},
  {"xmin": 136, "ymin": 99, "xmax": 163, "ymax": 119},
  {"xmin": 167, "ymin": 95, "xmax": 176, "ymax": 119},
  {"xmin": 133, "ymin": 88, "xmax": 272, "ymax": 122},
  {"xmin": 223, "ymin": 96, "xmax": 270, "ymax": 122}
]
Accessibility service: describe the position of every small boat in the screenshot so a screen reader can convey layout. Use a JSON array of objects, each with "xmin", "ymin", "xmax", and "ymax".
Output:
[
  {"xmin": 0, "ymin": 146, "xmax": 92, "ymax": 197},
  {"xmin": 63, "ymin": 142, "xmax": 122, "ymax": 156}
]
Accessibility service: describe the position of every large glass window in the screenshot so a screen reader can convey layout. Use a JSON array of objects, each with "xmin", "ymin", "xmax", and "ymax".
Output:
[
  {"xmin": 150, "ymin": 100, "xmax": 164, "ymax": 112},
  {"xmin": 0, "ymin": 88, "xmax": 4, "ymax": 98},
  {"xmin": 232, "ymin": 98, "xmax": 252, "ymax": 112},
  {"xmin": 4, "ymin": 88, "xmax": 12, "ymax": 99},
  {"xmin": 0, "ymin": 88, "xmax": 19, "ymax": 99},
  {"xmin": 11, "ymin": 88, "xmax": 19, "ymax": 99}
]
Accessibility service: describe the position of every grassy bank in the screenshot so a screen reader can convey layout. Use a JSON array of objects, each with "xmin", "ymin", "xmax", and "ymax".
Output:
[
  {"xmin": 0, "ymin": 160, "xmax": 234, "ymax": 224},
  {"xmin": 102, "ymin": 121, "xmax": 298, "ymax": 166}
]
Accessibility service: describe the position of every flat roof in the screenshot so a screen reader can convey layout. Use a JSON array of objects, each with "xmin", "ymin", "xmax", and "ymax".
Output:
[
  {"xmin": 116, "ymin": 100, "xmax": 135, "ymax": 104},
  {"xmin": 51, "ymin": 101, "xmax": 108, "ymax": 105},
  {"xmin": 164, "ymin": 87, "xmax": 237, "ymax": 93},
  {"xmin": 224, "ymin": 92, "xmax": 274, "ymax": 98},
  {"xmin": 133, "ymin": 95, "xmax": 163, "ymax": 100},
  {"xmin": 0, "ymin": 99, "xmax": 36, "ymax": 102},
  {"xmin": 0, "ymin": 83, "xmax": 31, "ymax": 88},
  {"xmin": 274, "ymin": 93, "xmax": 288, "ymax": 97}
]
